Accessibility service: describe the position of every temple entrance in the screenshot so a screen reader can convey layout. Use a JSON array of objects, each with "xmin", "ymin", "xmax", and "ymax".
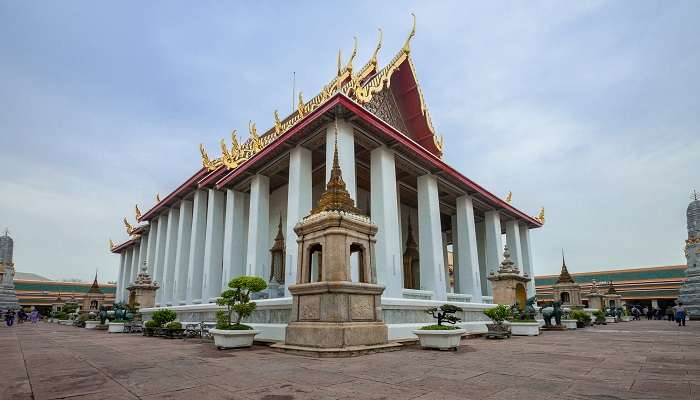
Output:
[
  {"xmin": 560, "ymin": 292, "xmax": 570, "ymax": 304},
  {"xmin": 515, "ymin": 283, "xmax": 526, "ymax": 310}
]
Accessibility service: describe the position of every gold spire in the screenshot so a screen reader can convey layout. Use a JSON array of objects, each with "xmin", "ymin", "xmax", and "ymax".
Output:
[
  {"xmin": 402, "ymin": 13, "xmax": 416, "ymax": 53},
  {"xmin": 556, "ymin": 250, "xmax": 574, "ymax": 284},
  {"xmin": 337, "ymin": 49, "xmax": 343, "ymax": 77},
  {"xmin": 135, "ymin": 204, "xmax": 142, "ymax": 221},
  {"xmin": 310, "ymin": 120, "xmax": 361, "ymax": 215},
  {"xmin": 505, "ymin": 191, "xmax": 512, "ymax": 203}
]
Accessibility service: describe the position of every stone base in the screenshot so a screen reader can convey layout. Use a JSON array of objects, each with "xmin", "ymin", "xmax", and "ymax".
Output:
[
  {"xmin": 541, "ymin": 325, "xmax": 567, "ymax": 331},
  {"xmin": 270, "ymin": 342, "xmax": 402, "ymax": 358},
  {"xmin": 285, "ymin": 321, "xmax": 388, "ymax": 348}
]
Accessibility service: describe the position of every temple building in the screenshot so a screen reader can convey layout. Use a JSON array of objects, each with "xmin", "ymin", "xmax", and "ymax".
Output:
[
  {"xmin": 110, "ymin": 19, "xmax": 544, "ymax": 340},
  {"xmin": 550, "ymin": 253, "xmax": 584, "ymax": 309}
]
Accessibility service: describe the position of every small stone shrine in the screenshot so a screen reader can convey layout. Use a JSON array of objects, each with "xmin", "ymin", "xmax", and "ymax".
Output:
[
  {"xmin": 267, "ymin": 217, "xmax": 286, "ymax": 298},
  {"xmin": 550, "ymin": 252, "xmax": 584, "ymax": 309},
  {"xmin": 604, "ymin": 281, "xmax": 622, "ymax": 308},
  {"xmin": 586, "ymin": 279, "xmax": 605, "ymax": 310},
  {"xmin": 274, "ymin": 130, "xmax": 400, "ymax": 356},
  {"xmin": 488, "ymin": 245, "xmax": 531, "ymax": 309},
  {"xmin": 127, "ymin": 260, "xmax": 159, "ymax": 309}
]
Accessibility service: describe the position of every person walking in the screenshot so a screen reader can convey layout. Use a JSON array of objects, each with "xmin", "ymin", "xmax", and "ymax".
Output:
[
  {"xmin": 674, "ymin": 303, "xmax": 687, "ymax": 327},
  {"xmin": 665, "ymin": 307, "xmax": 674, "ymax": 321},
  {"xmin": 30, "ymin": 308, "xmax": 39, "ymax": 324},
  {"xmin": 5, "ymin": 309, "xmax": 15, "ymax": 327}
]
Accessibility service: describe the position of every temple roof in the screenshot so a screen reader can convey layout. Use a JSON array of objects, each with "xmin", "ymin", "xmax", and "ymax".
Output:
[
  {"xmin": 87, "ymin": 272, "xmax": 103, "ymax": 294},
  {"xmin": 556, "ymin": 252, "xmax": 575, "ymax": 284}
]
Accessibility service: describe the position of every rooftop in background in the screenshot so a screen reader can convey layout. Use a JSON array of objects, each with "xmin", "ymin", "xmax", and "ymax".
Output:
[
  {"xmin": 15, "ymin": 272, "xmax": 50, "ymax": 281},
  {"xmin": 536, "ymin": 264, "xmax": 686, "ymax": 302}
]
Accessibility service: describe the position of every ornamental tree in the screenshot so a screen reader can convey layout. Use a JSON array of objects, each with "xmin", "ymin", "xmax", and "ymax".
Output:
[
  {"xmin": 216, "ymin": 276, "xmax": 267, "ymax": 329},
  {"xmin": 426, "ymin": 304, "xmax": 463, "ymax": 326}
]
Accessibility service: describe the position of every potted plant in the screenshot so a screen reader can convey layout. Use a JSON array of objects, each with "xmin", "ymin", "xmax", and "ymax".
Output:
[
  {"xmin": 592, "ymin": 310, "xmax": 607, "ymax": 325},
  {"xmin": 620, "ymin": 308, "xmax": 633, "ymax": 322},
  {"xmin": 412, "ymin": 304, "xmax": 466, "ymax": 350},
  {"xmin": 210, "ymin": 276, "xmax": 267, "ymax": 349},
  {"xmin": 150, "ymin": 309, "xmax": 178, "ymax": 337},
  {"xmin": 508, "ymin": 299, "xmax": 540, "ymax": 336},
  {"xmin": 164, "ymin": 321, "xmax": 184, "ymax": 339},
  {"xmin": 55, "ymin": 311, "xmax": 70, "ymax": 325},
  {"xmin": 144, "ymin": 320, "xmax": 159, "ymax": 336},
  {"xmin": 560, "ymin": 308, "xmax": 578, "ymax": 330},
  {"xmin": 483, "ymin": 305, "xmax": 512, "ymax": 339},
  {"xmin": 570, "ymin": 309, "xmax": 591, "ymax": 328}
]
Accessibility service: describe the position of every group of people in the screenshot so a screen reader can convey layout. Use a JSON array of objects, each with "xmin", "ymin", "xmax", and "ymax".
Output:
[
  {"xmin": 628, "ymin": 303, "xmax": 688, "ymax": 326},
  {"xmin": 1, "ymin": 308, "xmax": 40, "ymax": 326}
]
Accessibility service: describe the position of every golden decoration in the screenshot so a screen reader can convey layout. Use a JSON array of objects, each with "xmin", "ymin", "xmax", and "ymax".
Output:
[
  {"xmin": 310, "ymin": 120, "xmax": 361, "ymax": 216},
  {"xmin": 371, "ymin": 28, "xmax": 382, "ymax": 66},
  {"xmin": 274, "ymin": 110, "xmax": 282, "ymax": 135},
  {"xmin": 248, "ymin": 121, "xmax": 261, "ymax": 152},
  {"xmin": 123, "ymin": 217, "xmax": 134, "ymax": 235},
  {"xmin": 402, "ymin": 13, "xmax": 416, "ymax": 54},
  {"xmin": 433, "ymin": 134, "xmax": 444, "ymax": 153},
  {"xmin": 337, "ymin": 49, "xmax": 343, "ymax": 77},
  {"xmin": 156, "ymin": 193, "xmax": 161, "ymax": 203},
  {"xmin": 199, "ymin": 143, "xmax": 221, "ymax": 171},
  {"xmin": 505, "ymin": 191, "xmax": 512, "ymax": 203},
  {"xmin": 345, "ymin": 37, "xmax": 358, "ymax": 74},
  {"xmin": 109, "ymin": 239, "xmax": 115, "ymax": 251},
  {"xmin": 534, "ymin": 207, "xmax": 545, "ymax": 224},
  {"xmin": 135, "ymin": 204, "xmax": 142, "ymax": 221}
]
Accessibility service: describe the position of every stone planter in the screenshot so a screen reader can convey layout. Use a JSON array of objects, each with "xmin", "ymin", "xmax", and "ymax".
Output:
[
  {"xmin": 412, "ymin": 329, "xmax": 466, "ymax": 350},
  {"xmin": 604, "ymin": 316, "xmax": 615, "ymax": 324},
  {"xmin": 621, "ymin": 316, "xmax": 633, "ymax": 322},
  {"xmin": 562, "ymin": 319, "xmax": 578, "ymax": 330},
  {"xmin": 107, "ymin": 322, "xmax": 126, "ymax": 333},
  {"xmin": 485, "ymin": 323, "xmax": 511, "ymax": 339},
  {"xmin": 510, "ymin": 322, "xmax": 540, "ymax": 336},
  {"xmin": 84, "ymin": 321, "xmax": 100, "ymax": 329},
  {"xmin": 210, "ymin": 328, "xmax": 259, "ymax": 349}
]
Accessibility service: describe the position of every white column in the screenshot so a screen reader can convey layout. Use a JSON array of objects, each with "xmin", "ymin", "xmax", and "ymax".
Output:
[
  {"xmin": 116, "ymin": 252, "xmax": 126, "ymax": 302},
  {"xmin": 222, "ymin": 189, "xmax": 249, "ymax": 289},
  {"xmin": 129, "ymin": 244, "xmax": 140, "ymax": 292},
  {"xmin": 202, "ymin": 189, "xmax": 225, "ymax": 302},
  {"xmin": 145, "ymin": 219, "xmax": 158, "ymax": 273},
  {"xmin": 246, "ymin": 175, "xmax": 270, "ymax": 278},
  {"xmin": 152, "ymin": 213, "xmax": 169, "ymax": 305},
  {"xmin": 174, "ymin": 200, "xmax": 193, "ymax": 305},
  {"xmin": 475, "ymin": 222, "xmax": 488, "ymax": 297},
  {"xmin": 137, "ymin": 234, "xmax": 148, "ymax": 276},
  {"xmin": 451, "ymin": 214, "xmax": 459, "ymax": 293},
  {"xmin": 187, "ymin": 190, "xmax": 208, "ymax": 304},
  {"xmin": 121, "ymin": 248, "xmax": 132, "ymax": 302},
  {"xmin": 455, "ymin": 195, "xmax": 483, "ymax": 302},
  {"xmin": 285, "ymin": 146, "xmax": 312, "ymax": 295},
  {"xmin": 506, "ymin": 220, "xmax": 523, "ymax": 272},
  {"xmin": 519, "ymin": 225, "xmax": 536, "ymax": 297},
  {"xmin": 370, "ymin": 146, "xmax": 403, "ymax": 298},
  {"xmin": 326, "ymin": 120, "xmax": 356, "ymax": 200},
  {"xmin": 417, "ymin": 174, "xmax": 447, "ymax": 301},
  {"xmin": 442, "ymin": 232, "xmax": 451, "ymax": 292},
  {"xmin": 484, "ymin": 210, "xmax": 503, "ymax": 295},
  {"xmin": 160, "ymin": 207, "xmax": 180, "ymax": 305}
]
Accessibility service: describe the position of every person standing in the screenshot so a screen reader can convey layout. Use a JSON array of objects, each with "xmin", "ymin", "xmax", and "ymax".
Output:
[
  {"xmin": 5, "ymin": 309, "xmax": 15, "ymax": 327},
  {"xmin": 674, "ymin": 303, "xmax": 687, "ymax": 327},
  {"xmin": 30, "ymin": 308, "xmax": 39, "ymax": 323}
]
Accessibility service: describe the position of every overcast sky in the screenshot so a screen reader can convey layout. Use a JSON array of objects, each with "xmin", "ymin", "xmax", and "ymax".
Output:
[{"xmin": 1, "ymin": 1, "xmax": 698, "ymax": 282}]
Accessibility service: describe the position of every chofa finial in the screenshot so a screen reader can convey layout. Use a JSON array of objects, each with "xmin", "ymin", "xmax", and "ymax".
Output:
[{"xmin": 402, "ymin": 13, "xmax": 416, "ymax": 53}]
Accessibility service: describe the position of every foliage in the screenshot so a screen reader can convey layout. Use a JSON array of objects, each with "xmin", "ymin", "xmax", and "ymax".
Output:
[
  {"xmin": 419, "ymin": 324, "xmax": 460, "ymax": 330},
  {"xmin": 151, "ymin": 309, "xmax": 178, "ymax": 327},
  {"xmin": 165, "ymin": 321, "xmax": 182, "ymax": 330},
  {"xmin": 570, "ymin": 310, "xmax": 592, "ymax": 326},
  {"xmin": 62, "ymin": 303, "xmax": 78, "ymax": 315},
  {"xmin": 144, "ymin": 320, "xmax": 160, "ymax": 329},
  {"xmin": 54, "ymin": 311, "xmax": 68, "ymax": 320},
  {"xmin": 592, "ymin": 310, "xmax": 606, "ymax": 324},
  {"xmin": 426, "ymin": 304, "xmax": 462, "ymax": 326},
  {"xmin": 78, "ymin": 314, "xmax": 90, "ymax": 322},
  {"xmin": 483, "ymin": 305, "xmax": 512, "ymax": 325},
  {"xmin": 216, "ymin": 276, "xmax": 267, "ymax": 329}
]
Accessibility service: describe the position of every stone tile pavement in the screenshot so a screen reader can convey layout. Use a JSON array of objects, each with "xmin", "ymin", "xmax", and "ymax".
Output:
[{"xmin": 1, "ymin": 320, "xmax": 698, "ymax": 400}]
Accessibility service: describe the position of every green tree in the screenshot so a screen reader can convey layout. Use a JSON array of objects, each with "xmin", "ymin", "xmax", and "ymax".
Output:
[{"xmin": 216, "ymin": 276, "xmax": 267, "ymax": 329}]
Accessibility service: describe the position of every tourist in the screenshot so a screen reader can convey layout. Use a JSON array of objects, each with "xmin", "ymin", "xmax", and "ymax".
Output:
[
  {"xmin": 17, "ymin": 309, "xmax": 26, "ymax": 324},
  {"xmin": 30, "ymin": 308, "xmax": 39, "ymax": 323},
  {"xmin": 674, "ymin": 303, "xmax": 687, "ymax": 327},
  {"xmin": 642, "ymin": 307, "xmax": 649, "ymax": 320},
  {"xmin": 665, "ymin": 307, "xmax": 674, "ymax": 321},
  {"xmin": 5, "ymin": 309, "xmax": 15, "ymax": 327},
  {"xmin": 632, "ymin": 307, "xmax": 641, "ymax": 320}
]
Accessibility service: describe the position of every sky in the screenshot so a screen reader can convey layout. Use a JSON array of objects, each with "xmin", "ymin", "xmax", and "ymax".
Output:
[{"xmin": 1, "ymin": 1, "xmax": 698, "ymax": 282}]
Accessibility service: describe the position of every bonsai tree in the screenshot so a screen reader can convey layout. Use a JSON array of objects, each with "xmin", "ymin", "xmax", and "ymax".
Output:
[
  {"xmin": 216, "ymin": 276, "xmax": 267, "ymax": 330},
  {"xmin": 151, "ymin": 309, "xmax": 177, "ymax": 327},
  {"xmin": 420, "ymin": 304, "xmax": 463, "ymax": 330},
  {"xmin": 483, "ymin": 304, "xmax": 512, "ymax": 325}
]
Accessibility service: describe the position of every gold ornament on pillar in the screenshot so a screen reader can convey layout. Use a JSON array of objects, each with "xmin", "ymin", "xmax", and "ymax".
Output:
[{"xmin": 135, "ymin": 204, "xmax": 142, "ymax": 221}]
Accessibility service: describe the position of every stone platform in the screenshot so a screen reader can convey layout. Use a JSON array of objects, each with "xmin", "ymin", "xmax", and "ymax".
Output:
[{"xmin": 3, "ymin": 320, "xmax": 700, "ymax": 399}]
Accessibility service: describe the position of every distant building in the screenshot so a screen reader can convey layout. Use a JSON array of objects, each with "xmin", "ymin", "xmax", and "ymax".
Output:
[
  {"xmin": 679, "ymin": 192, "xmax": 700, "ymax": 318},
  {"xmin": 14, "ymin": 273, "xmax": 116, "ymax": 314},
  {"xmin": 536, "ymin": 264, "xmax": 687, "ymax": 310}
]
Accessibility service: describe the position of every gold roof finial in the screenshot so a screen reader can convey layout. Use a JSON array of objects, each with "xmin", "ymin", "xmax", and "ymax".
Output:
[
  {"xmin": 274, "ymin": 110, "xmax": 282, "ymax": 135},
  {"xmin": 135, "ymin": 204, "xmax": 142, "ymax": 221},
  {"xmin": 109, "ymin": 239, "xmax": 115, "ymax": 251},
  {"xmin": 370, "ymin": 28, "xmax": 383, "ymax": 66},
  {"xmin": 123, "ymin": 217, "xmax": 134, "ymax": 235},
  {"xmin": 310, "ymin": 118, "xmax": 361, "ymax": 215},
  {"xmin": 505, "ymin": 191, "xmax": 512, "ymax": 203},
  {"xmin": 199, "ymin": 143, "xmax": 217, "ymax": 171},
  {"xmin": 231, "ymin": 129, "xmax": 239, "ymax": 151},
  {"xmin": 345, "ymin": 36, "xmax": 358, "ymax": 74},
  {"xmin": 402, "ymin": 13, "xmax": 416, "ymax": 54},
  {"xmin": 337, "ymin": 49, "xmax": 342, "ymax": 77},
  {"xmin": 297, "ymin": 92, "xmax": 306, "ymax": 116},
  {"xmin": 248, "ymin": 121, "xmax": 261, "ymax": 152},
  {"xmin": 535, "ymin": 207, "xmax": 545, "ymax": 224},
  {"xmin": 222, "ymin": 131, "xmax": 240, "ymax": 169},
  {"xmin": 156, "ymin": 193, "xmax": 161, "ymax": 203}
]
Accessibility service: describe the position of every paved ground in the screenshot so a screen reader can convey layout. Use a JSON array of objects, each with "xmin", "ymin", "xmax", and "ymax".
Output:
[{"xmin": 1, "ymin": 320, "xmax": 698, "ymax": 400}]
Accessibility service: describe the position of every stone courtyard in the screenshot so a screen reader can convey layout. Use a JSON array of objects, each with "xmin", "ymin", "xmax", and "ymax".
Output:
[{"xmin": 2, "ymin": 321, "xmax": 698, "ymax": 400}]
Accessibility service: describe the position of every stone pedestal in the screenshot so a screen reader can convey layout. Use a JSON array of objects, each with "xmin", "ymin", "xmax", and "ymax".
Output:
[
  {"xmin": 587, "ymin": 293, "xmax": 604, "ymax": 310},
  {"xmin": 127, "ymin": 261, "xmax": 159, "ymax": 310},
  {"xmin": 487, "ymin": 246, "xmax": 530, "ymax": 308}
]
